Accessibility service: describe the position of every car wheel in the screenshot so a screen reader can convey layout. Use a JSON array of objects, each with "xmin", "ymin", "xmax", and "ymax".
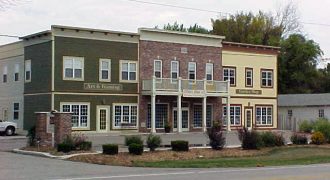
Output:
[{"xmin": 5, "ymin": 127, "xmax": 15, "ymax": 136}]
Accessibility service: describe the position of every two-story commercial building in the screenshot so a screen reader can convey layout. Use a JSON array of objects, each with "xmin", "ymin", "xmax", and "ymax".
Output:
[{"xmin": 222, "ymin": 42, "xmax": 279, "ymax": 130}]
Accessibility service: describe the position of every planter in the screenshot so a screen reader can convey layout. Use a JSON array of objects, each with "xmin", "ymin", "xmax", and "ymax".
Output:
[{"xmin": 164, "ymin": 126, "xmax": 171, "ymax": 133}]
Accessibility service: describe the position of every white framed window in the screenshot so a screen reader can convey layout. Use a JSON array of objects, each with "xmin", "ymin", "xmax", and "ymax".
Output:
[
  {"xmin": 13, "ymin": 103, "xmax": 19, "ymax": 120},
  {"xmin": 256, "ymin": 106, "xmax": 273, "ymax": 125},
  {"xmin": 171, "ymin": 61, "xmax": 179, "ymax": 83},
  {"xmin": 63, "ymin": 56, "xmax": 84, "ymax": 81},
  {"xmin": 223, "ymin": 67, "xmax": 236, "ymax": 86},
  {"xmin": 261, "ymin": 70, "xmax": 273, "ymax": 87},
  {"xmin": 193, "ymin": 104, "xmax": 213, "ymax": 128},
  {"xmin": 120, "ymin": 60, "xmax": 137, "ymax": 82},
  {"xmin": 147, "ymin": 104, "xmax": 168, "ymax": 129},
  {"xmin": 154, "ymin": 60, "xmax": 162, "ymax": 79},
  {"xmin": 14, "ymin": 64, "xmax": 19, "ymax": 82},
  {"xmin": 223, "ymin": 105, "xmax": 241, "ymax": 126},
  {"xmin": 245, "ymin": 68, "xmax": 253, "ymax": 87},
  {"xmin": 61, "ymin": 103, "xmax": 90, "ymax": 128},
  {"xmin": 25, "ymin": 60, "xmax": 31, "ymax": 82},
  {"xmin": 3, "ymin": 65, "xmax": 7, "ymax": 83},
  {"xmin": 319, "ymin": 109, "xmax": 325, "ymax": 118},
  {"xmin": 288, "ymin": 109, "xmax": 293, "ymax": 118},
  {"xmin": 206, "ymin": 63, "xmax": 213, "ymax": 81},
  {"xmin": 188, "ymin": 62, "xmax": 196, "ymax": 81},
  {"xmin": 113, "ymin": 104, "xmax": 138, "ymax": 128},
  {"xmin": 99, "ymin": 59, "xmax": 111, "ymax": 82}
]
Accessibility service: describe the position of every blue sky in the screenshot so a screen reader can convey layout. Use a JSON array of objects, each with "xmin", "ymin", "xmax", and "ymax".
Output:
[{"xmin": 0, "ymin": 0, "xmax": 329, "ymax": 66}]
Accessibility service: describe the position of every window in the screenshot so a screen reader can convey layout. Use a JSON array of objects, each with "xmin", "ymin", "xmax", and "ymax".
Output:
[
  {"xmin": 63, "ymin": 56, "xmax": 84, "ymax": 80},
  {"xmin": 261, "ymin": 70, "xmax": 273, "ymax": 87},
  {"xmin": 147, "ymin": 104, "xmax": 168, "ymax": 128},
  {"xmin": 3, "ymin": 65, "xmax": 7, "ymax": 83},
  {"xmin": 154, "ymin": 60, "xmax": 162, "ymax": 79},
  {"xmin": 62, "ymin": 103, "xmax": 89, "ymax": 128},
  {"xmin": 245, "ymin": 68, "xmax": 253, "ymax": 87},
  {"xmin": 171, "ymin": 61, "xmax": 179, "ymax": 82},
  {"xmin": 223, "ymin": 67, "xmax": 236, "ymax": 86},
  {"xmin": 256, "ymin": 106, "xmax": 273, "ymax": 125},
  {"xmin": 14, "ymin": 64, "xmax": 19, "ymax": 82},
  {"xmin": 25, "ymin": 60, "xmax": 31, "ymax": 82},
  {"xmin": 288, "ymin": 109, "xmax": 293, "ymax": 118},
  {"xmin": 223, "ymin": 105, "xmax": 241, "ymax": 125},
  {"xmin": 206, "ymin": 63, "xmax": 213, "ymax": 81},
  {"xmin": 13, "ymin": 103, "xmax": 19, "ymax": 120},
  {"xmin": 113, "ymin": 104, "xmax": 138, "ymax": 128},
  {"xmin": 120, "ymin": 61, "xmax": 137, "ymax": 82},
  {"xmin": 99, "ymin": 59, "xmax": 111, "ymax": 82},
  {"xmin": 319, "ymin": 109, "xmax": 325, "ymax": 118},
  {"xmin": 193, "ymin": 104, "xmax": 213, "ymax": 128},
  {"xmin": 188, "ymin": 62, "xmax": 196, "ymax": 81}
]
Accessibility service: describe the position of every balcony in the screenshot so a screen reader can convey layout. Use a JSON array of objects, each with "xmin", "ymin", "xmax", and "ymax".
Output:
[{"xmin": 142, "ymin": 77, "xmax": 229, "ymax": 97}]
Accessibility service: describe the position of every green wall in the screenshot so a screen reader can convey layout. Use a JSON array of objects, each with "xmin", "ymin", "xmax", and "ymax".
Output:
[{"xmin": 24, "ymin": 94, "xmax": 51, "ymax": 130}]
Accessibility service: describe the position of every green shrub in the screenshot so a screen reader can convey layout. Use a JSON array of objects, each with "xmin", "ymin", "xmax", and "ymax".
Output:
[
  {"xmin": 299, "ymin": 120, "xmax": 313, "ymax": 133},
  {"xmin": 171, "ymin": 140, "xmax": 189, "ymax": 151},
  {"xmin": 146, "ymin": 134, "xmax": 162, "ymax": 151},
  {"xmin": 238, "ymin": 128, "xmax": 263, "ymax": 150},
  {"xmin": 260, "ymin": 131, "xmax": 276, "ymax": 147},
  {"xmin": 290, "ymin": 133, "xmax": 308, "ymax": 145},
  {"xmin": 274, "ymin": 133, "xmax": 285, "ymax": 146},
  {"xmin": 77, "ymin": 141, "xmax": 92, "ymax": 151},
  {"xmin": 128, "ymin": 143, "xmax": 144, "ymax": 155},
  {"xmin": 311, "ymin": 131, "xmax": 326, "ymax": 145},
  {"xmin": 125, "ymin": 135, "xmax": 143, "ymax": 146},
  {"xmin": 26, "ymin": 126, "xmax": 36, "ymax": 146},
  {"xmin": 72, "ymin": 133, "xmax": 90, "ymax": 150},
  {"xmin": 313, "ymin": 118, "xmax": 330, "ymax": 142},
  {"xmin": 207, "ymin": 123, "xmax": 226, "ymax": 150},
  {"xmin": 102, "ymin": 144, "xmax": 118, "ymax": 155},
  {"xmin": 57, "ymin": 143, "xmax": 74, "ymax": 153}
]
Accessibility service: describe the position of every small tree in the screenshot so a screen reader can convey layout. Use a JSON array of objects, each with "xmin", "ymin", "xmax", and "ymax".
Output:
[
  {"xmin": 207, "ymin": 122, "xmax": 226, "ymax": 150},
  {"xmin": 146, "ymin": 134, "xmax": 161, "ymax": 151}
]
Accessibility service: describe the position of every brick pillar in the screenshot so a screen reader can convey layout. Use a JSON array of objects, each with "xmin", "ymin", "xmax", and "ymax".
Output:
[
  {"xmin": 53, "ymin": 112, "xmax": 72, "ymax": 146},
  {"xmin": 35, "ymin": 112, "xmax": 52, "ymax": 147}
]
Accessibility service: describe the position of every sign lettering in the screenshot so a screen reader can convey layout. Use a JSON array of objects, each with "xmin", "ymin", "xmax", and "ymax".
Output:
[{"xmin": 84, "ymin": 83, "xmax": 123, "ymax": 91}]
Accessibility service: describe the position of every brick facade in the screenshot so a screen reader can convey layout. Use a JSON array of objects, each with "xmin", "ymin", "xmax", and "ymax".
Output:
[{"xmin": 139, "ymin": 40, "xmax": 223, "ymax": 132}]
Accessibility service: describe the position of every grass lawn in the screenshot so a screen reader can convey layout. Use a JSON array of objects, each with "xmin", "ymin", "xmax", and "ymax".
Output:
[{"xmin": 133, "ymin": 146, "xmax": 330, "ymax": 168}]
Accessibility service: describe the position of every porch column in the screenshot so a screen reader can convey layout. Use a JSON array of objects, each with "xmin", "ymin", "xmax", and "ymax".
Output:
[
  {"xmin": 226, "ymin": 95, "xmax": 231, "ymax": 131},
  {"xmin": 177, "ymin": 77, "xmax": 182, "ymax": 133},
  {"xmin": 151, "ymin": 95, "xmax": 156, "ymax": 133},
  {"xmin": 202, "ymin": 96, "xmax": 207, "ymax": 132}
]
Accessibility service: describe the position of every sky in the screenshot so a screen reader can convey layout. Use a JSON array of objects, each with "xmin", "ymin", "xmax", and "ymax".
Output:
[{"xmin": 0, "ymin": 0, "xmax": 329, "ymax": 67}]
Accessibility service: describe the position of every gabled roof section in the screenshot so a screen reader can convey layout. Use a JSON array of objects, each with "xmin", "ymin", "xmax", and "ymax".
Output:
[{"xmin": 278, "ymin": 93, "xmax": 330, "ymax": 107}]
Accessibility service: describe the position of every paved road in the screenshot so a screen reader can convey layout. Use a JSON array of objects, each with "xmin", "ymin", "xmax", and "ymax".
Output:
[
  {"xmin": 2, "ymin": 151, "xmax": 330, "ymax": 180},
  {"xmin": 0, "ymin": 135, "xmax": 27, "ymax": 151}
]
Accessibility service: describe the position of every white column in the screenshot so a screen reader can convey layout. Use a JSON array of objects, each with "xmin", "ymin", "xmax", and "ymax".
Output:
[
  {"xmin": 177, "ymin": 77, "xmax": 182, "ymax": 133},
  {"xmin": 202, "ymin": 97, "xmax": 207, "ymax": 132},
  {"xmin": 151, "ymin": 76, "xmax": 156, "ymax": 133},
  {"xmin": 226, "ymin": 95, "xmax": 231, "ymax": 131}
]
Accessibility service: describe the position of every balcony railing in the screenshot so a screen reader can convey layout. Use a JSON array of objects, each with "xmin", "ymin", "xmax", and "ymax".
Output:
[{"xmin": 142, "ymin": 77, "xmax": 229, "ymax": 95}]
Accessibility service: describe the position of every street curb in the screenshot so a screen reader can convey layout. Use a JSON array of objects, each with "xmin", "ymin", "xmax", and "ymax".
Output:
[{"xmin": 12, "ymin": 149, "xmax": 100, "ymax": 160}]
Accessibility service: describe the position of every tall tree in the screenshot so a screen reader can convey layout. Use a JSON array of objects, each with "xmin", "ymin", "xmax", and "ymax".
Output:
[{"xmin": 159, "ymin": 21, "xmax": 210, "ymax": 34}]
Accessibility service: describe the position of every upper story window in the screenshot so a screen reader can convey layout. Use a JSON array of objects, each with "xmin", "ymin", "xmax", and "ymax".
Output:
[
  {"xmin": 14, "ymin": 64, "xmax": 19, "ymax": 82},
  {"xmin": 206, "ymin": 63, "xmax": 213, "ymax": 81},
  {"xmin": 99, "ymin": 59, "xmax": 111, "ymax": 82},
  {"xmin": 245, "ymin": 68, "xmax": 253, "ymax": 87},
  {"xmin": 188, "ymin": 62, "xmax": 196, "ymax": 81},
  {"xmin": 154, "ymin": 60, "xmax": 162, "ymax": 79},
  {"xmin": 63, "ymin": 56, "xmax": 84, "ymax": 81},
  {"xmin": 319, "ymin": 109, "xmax": 325, "ymax": 118},
  {"xmin": 25, "ymin": 60, "xmax": 31, "ymax": 82},
  {"xmin": 223, "ymin": 67, "xmax": 236, "ymax": 86},
  {"xmin": 2, "ymin": 65, "xmax": 7, "ymax": 83},
  {"xmin": 261, "ymin": 69, "xmax": 273, "ymax": 88},
  {"xmin": 120, "ymin": 60, "xmax": 137, "ymax": 82},
  {"xmin": 171, "ymin": 61, "xmax": 179, "ymax": 82}
]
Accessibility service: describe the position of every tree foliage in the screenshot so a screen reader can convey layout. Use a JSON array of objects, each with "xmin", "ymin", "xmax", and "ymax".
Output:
[{"xmin": 159, "ymin": 21, "xmax": 210, "ymax": 34}]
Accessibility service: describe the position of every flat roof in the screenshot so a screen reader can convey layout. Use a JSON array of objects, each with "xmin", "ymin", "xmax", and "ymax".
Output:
[
  {"xmin": 52, "ymin": 25, "xmax": 139, "ymax": 36},
  {"xmin": 139, "ymin": 28, "xmax": 225, "ymax": 39},
  {"xmin": 223, "ymin": 41, "xmax": 280, "ymax": 50}
]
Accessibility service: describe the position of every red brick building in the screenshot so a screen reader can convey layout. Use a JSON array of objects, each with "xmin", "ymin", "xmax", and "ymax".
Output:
[{"xmin": 138, "ymin": 28, "xmax": 230, "ymax": 133}]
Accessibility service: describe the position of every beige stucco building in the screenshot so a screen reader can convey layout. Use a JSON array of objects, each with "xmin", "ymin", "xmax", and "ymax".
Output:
[{"xmin": 222, "ymin": 42, "xmax": 279, "ymax": 130}]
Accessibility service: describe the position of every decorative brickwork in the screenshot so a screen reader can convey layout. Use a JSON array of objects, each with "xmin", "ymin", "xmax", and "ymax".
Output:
[
  {"xmin": 53, "ymin": 112, "xmax": 72, "ymax": 146},
  {"xmin": 35, "ymin": 112, "xmax": 52, "ymax": 146}
]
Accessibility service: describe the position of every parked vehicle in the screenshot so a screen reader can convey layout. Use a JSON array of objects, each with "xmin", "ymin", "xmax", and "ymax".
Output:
[{"xmin": 0, "ymin": 120, "xmax": 17, "ymax": 136}]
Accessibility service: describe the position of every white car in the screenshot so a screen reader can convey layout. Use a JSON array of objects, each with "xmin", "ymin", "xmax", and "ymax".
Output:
[{"xmin": 0, "ymin": 120, "xmax": 17, "ymax": 136}]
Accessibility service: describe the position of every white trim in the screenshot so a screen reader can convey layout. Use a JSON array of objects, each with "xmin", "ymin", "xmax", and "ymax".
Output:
[
  {"xmin": 25, "ymin": 60, "xmax": 31, "ymax": 83},
  {"xmin": 60, "ymin": 102, "xmax": 90, "ymax": 130},
  {"xmin": 96, "ymin": 105, "xmax": 110, "ymax": 132},
  {"xmin": 147, "ymin": 102, "xmax": 170, "ymax": 129},
  {"xmin": 112, "ymin": 103, "xmax": 139, "ymax": 129},
  {"xmin": 173, "ymin": 107, "xmax": 189, "ymax": 132},
  {"xmin": 205, "ymin": 63, "xmax": 213, "ymax": 81},
  {"xmin": 13, "ymin": 102, "xmax": 19, "ymax": 120},
  {"xmin": 223, "ymin": 105, "xmax": 241, "ymax": 126},
  {"xmin": 261, "ymin": 70, "xmax": 273, "ymax": 87},
  {"xmin": 154, "ymin": 59, "xmax": 162, "ymax": 79},
  {"xmin": 119, "ymin": 60, "xmax": 138, "ymax": 83},
  {"xmin": 2, "ymin": 65, "xmax": 7, "ymax": 83},
  {"xmin": 171, "ymin": 60, "xmax": 179, "ymax": 83},
  {"xmin": 223, "ymin": 67, "xmax": 236, "ymax": 85},
  {"xmin": 62, "ymin": 56, "xmax": 85, "ymax": 81},
  {"xmin": 54, "ymin": 92, "xmax": 139, "ymax": 96},
  {"xmin": 99, "ymin": 58, "xmax": 111, "ymax": 82},
  {"xmin": 188, "ymin": 62, "xmax": 196, "ymax": 81},
  {"xmin": 256, "ymin": 106, "xmax": 272, "ymax": 125}
]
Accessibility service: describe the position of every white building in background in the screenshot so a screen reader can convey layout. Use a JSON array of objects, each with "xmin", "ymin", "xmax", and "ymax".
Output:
[
  {"xmin": 0, "ymin": 41, "xmax": 24, "ymax": 130},
  {"xmin": 278, "ymin": 93, "xmax": 330, "ymax": 130}
]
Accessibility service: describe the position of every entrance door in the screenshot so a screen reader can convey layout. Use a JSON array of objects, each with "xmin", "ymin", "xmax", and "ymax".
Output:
[
  {"xmin": 245, "ymin": 108, "xmax": 253, "ymax": 130},
  {"xmin": 97, "ymin": 106, "xmax": 110, "ymax": 132},
  {"xmin": 173, "ymin": 108, "xmax": 189, "ymax": 132}
]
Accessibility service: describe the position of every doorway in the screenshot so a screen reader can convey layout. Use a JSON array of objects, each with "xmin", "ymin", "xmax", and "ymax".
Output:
[{"xmin": 173, "ymin": 108, "xmax": 189, "ymax": 132}]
